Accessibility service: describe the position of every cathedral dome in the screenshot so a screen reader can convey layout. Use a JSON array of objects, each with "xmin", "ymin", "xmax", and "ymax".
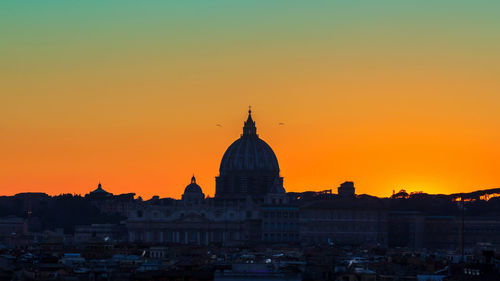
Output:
[
  {"xmin": 184, "ymin": 176, "xmax": 202, "ymax": 194},
  {"xmin": 219, "ymin": 109, "xmax": 280, "ymax": 175}
]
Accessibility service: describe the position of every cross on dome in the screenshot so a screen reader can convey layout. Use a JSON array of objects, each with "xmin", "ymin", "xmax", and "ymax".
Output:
[{"xmin": 243, "ymin": 106, "xmax": 257, "ymax": 137}]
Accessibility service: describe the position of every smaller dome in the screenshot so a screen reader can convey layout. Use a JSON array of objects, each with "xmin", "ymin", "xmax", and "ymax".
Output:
[
  {"xmin": 88, "ymin": 182, "xmax": 112, "ymax": 196},
  {"xmin": 184, "ymin": 175, "xmax": 202, "ymax": 194}
]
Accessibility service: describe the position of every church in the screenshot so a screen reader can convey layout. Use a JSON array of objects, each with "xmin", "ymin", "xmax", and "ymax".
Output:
[{"xmin": 127, "ymin": 109, "xmax": 299, "ymax": 245}]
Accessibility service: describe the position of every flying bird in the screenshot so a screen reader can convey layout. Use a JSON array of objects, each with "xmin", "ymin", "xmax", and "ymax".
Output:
[
  {"xmin": 279, "ymin": 123, "xmax": 285, "ymax": 126},
  {"xmin": 216, "ymin": 124, "xmax": 223, "ymax": 127}
]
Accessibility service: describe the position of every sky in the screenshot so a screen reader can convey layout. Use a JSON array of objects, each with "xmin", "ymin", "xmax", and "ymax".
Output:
[{"xmin": 1, "ymin": 1, "xmax": 499, "ymax": 199}]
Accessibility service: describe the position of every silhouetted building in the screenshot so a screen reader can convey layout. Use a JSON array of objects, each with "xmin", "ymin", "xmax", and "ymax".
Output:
[
  {"xmin": 89, "ymin": 109, "xmax": 500, "ymax": 251},
  {"xmin": 422, "ymin": 216, "xmax": 500, "ymax": 250},
  {"xmin": 262, "ymin": 203, "xmax": 300, "ymax": 243},
  {"xmin": 423, "ymin": 216, "xmax": 459, "ymax": 250},
  {"xmin": 84, "ymin": 182, "xmax": 135, "ymax": 216},
  {"xmin": 215, "ymin": 109, "xmax": 283, "ymax": 201},
  {"xmin": 127, "ymin": 109, "xmax": 289, "ymax": 245},
  {"xmin": 338, "ymin": 181, "xmax": 355, "ymax": 199},
  {"xmin": 462, "ymin": 217, "xmax": 500, "ymax": 249},
  {"xmin": 182, "ymin": 175, "xmax": 205, "ymax": 203},
  {"xmin": 86, "ymin": 182, "xmax": 112, "ymax": 199},
  {"xmin": 299, "ymin": 196, "xmax": 388, "ymax": 246},
  {"xmin": 388, "ymin": 211, "xmax": 425, "ymax": 249}
]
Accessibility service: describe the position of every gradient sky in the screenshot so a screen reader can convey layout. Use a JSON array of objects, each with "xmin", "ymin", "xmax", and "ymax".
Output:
[{"xmin": 1, "ymin": 1, "xmax": 499, "ymax": 199}]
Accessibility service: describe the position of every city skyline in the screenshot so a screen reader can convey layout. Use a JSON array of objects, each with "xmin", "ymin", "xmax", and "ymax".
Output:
[
  {"xmin": 2, "ymin": 107, "xmax": 498, "ymax": 200},
  {"xmin": 1, "ymin": 1, "xmax": 499, "ymax": 199}
]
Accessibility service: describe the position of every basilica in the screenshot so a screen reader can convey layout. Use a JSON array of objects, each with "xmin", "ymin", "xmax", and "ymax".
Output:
[
  {"xmin": 127, "ymin": 109, "xmax": 389, "ymax": 246},
  {"xmin": 127, "ymin": 109, "xmax": 297, "ymax": 245}
]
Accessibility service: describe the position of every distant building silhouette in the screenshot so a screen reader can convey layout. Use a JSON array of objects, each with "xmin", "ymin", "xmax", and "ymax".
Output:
[
  {"xmin": 182, "ymin": 175, "xmax": 205, "ymax": 203},
  {"xmin": 215, "ymin": 108, "xmax": 284, "ymax": 201},
  {"xmin": 127, "ymin": 109, "xmax": 293, "ymax": 245},
  {"xmin": 299, "ymin": 198, "xmax": 387, "ymax": 245},
  {"xmin": 4, "ymin": 108, "xmax": 499, "ymax": 252},
  {"xmin": 125, "ymin": 109, "xmax": 390, "ymax": 246},
  {"xmin": 338, "ymin": 181, "xmax": 355, "ymax": 199},
  {"xmin": 86, "ymin": 182, "xmax": 112, "ymax": 199}
]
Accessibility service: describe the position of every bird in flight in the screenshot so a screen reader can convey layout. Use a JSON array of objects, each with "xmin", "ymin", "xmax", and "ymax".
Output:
[
  {"xmin": 279, "ymin": 123, "xmax": 285, "ymax": 126},
  {"xmin": 216, "ymin": 124, "xmax": 223, "ymax": 127}
]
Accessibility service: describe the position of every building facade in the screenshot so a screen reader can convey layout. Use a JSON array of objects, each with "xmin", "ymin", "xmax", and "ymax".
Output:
[{"xmin": 299, "ymin": 194, "xmax": 388, "ymax": 246}]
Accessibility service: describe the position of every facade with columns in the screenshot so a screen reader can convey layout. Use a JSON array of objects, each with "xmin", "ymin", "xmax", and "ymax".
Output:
[{"xmin": 127, "ymin": 109, "xmax": 295, "ymax": 245}]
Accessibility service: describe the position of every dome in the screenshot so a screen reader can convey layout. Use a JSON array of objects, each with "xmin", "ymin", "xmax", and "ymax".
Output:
[
  {"xmin": 87, "ymin": 182, "xmax": 112, "ymax": 198},
  {"xmin": 219, "ymin": 109, "xmax": 280, "ymax": 174},
  {"xmin": 184, "ymin": 176, "xmax": 202, "ymax": 194},
  {"xmin": 215, "ymin": 108, "xmax": 284, "ymax": 199}
]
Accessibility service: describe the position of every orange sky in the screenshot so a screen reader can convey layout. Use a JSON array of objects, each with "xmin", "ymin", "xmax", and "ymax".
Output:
[{"xmin": 1, "ymin": 1, "xmax": 499, "ymax": 199}]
